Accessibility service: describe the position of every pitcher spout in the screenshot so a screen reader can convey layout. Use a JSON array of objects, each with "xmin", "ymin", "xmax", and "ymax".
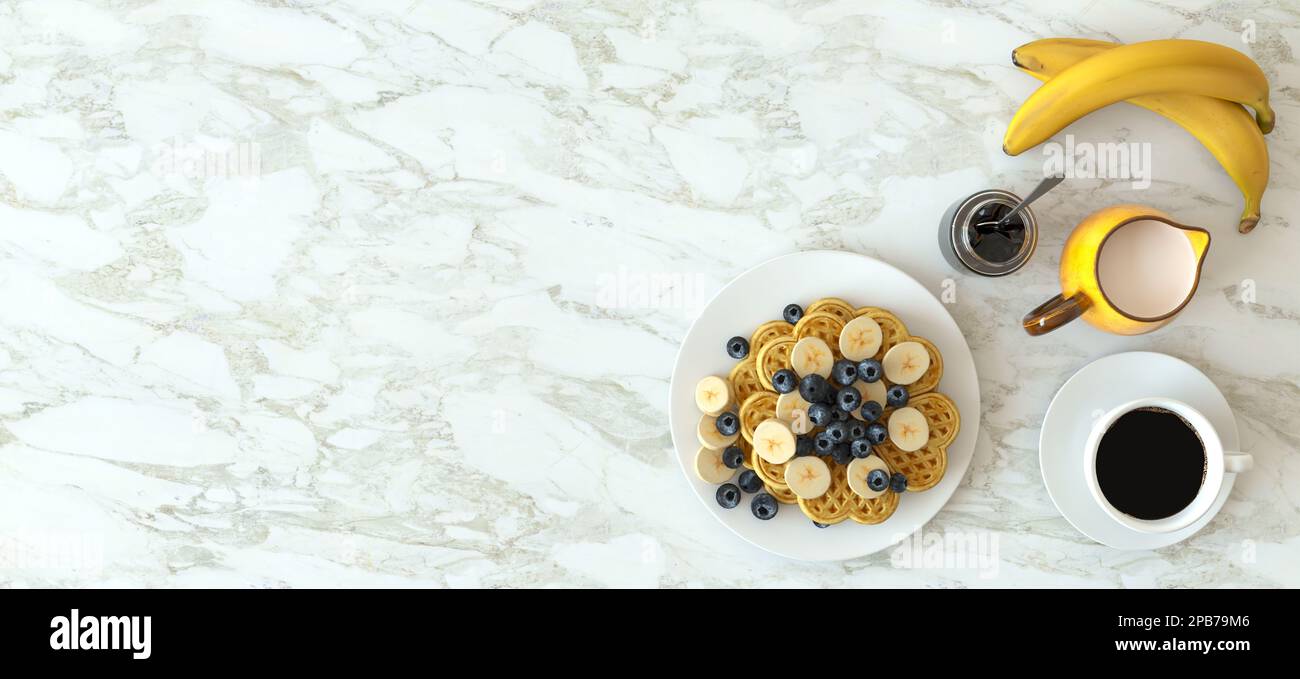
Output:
[{"xmin": 1173, "ymin": 221, "xmax": 1212, "ymax": 264}]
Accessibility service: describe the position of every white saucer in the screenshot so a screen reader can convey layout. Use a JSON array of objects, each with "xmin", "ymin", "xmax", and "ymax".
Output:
[{"xmin": 1040, "ymin": 351, "xmax": 1238, "ymax": 549}]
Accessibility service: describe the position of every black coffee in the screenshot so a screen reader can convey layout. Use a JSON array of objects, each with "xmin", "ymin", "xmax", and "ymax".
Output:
[{"xmin": 1095, "ymin": 407, "xmax": 1206, "ymax": 520}]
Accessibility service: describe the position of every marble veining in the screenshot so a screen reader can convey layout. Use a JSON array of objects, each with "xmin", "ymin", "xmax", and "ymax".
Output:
[{"xmin": 0, "ymin": 0, "xmax": 1296, "ymax": 587}]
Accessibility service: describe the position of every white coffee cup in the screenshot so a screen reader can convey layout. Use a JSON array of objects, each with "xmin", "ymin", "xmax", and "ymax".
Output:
[{"xmin": 1084, "ymin": 398, "xmax": 1252, "ymax": 534}]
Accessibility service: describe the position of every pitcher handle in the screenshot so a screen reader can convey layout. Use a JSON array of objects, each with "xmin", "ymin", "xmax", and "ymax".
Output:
[{"xmin": 1023, "ymin": 293, "xmax": 1089, "ymax": 336}]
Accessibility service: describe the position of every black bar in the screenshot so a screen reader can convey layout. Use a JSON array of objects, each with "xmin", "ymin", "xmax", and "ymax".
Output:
[{"xmin": 0, "ymin": 589, "xmax": 1285, "ymax": 666}]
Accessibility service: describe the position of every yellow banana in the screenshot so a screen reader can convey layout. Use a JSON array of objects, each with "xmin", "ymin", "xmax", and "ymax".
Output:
[
  {"xmin": 1003, "ymin": 39, "xmax": 1275, "ymax": 160},
  {"xmin": 1013, "ymin": 38, "xmax": 1269, "ymax": 233}
]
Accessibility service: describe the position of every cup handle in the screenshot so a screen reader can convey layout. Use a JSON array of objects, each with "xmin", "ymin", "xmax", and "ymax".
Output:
[
  {"xmin": 1023, "ymin": 293, "xmax": 1090, "ymax": 336},
  {"xmin": 1223, "ymin": 451, "xmax": 1254, "ymax": 473}
]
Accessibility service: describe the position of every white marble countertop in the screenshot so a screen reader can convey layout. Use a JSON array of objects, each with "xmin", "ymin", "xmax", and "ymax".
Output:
[{"xmin": 0, "ymin": 1, "xmax": 1296, "ymax": 587}]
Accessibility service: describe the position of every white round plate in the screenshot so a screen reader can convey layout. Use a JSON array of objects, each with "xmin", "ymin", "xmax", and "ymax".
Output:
[
  {"xmin": 669, "ymin": 250, "xmax": 980, "ymax": 561},
  {"xmin": 1040, "ymin": 351, "xmax": 1238, "ymax": 549}
]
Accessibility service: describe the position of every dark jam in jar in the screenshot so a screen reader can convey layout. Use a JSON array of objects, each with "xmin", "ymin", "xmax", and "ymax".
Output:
[{"xmin": 968, "ymin": 202, "xmax": 1027, "ymax": 264}]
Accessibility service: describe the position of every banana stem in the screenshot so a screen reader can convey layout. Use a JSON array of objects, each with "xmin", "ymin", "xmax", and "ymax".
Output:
[{"xmin": 1239, "ymin": 204, "xmax": 1261, "ymax": 234}]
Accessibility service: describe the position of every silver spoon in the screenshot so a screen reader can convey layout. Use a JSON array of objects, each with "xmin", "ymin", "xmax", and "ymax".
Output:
[{"xmin": 987, "ymin": 174, "xmax": 1065, "ymax": 231}]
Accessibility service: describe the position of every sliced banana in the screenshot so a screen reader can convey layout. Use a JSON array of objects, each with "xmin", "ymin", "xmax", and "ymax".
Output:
[
  {"xmin": 775, "ymin": 391, "xmax": 811, "ymax": 421},
  {"xmin": 847, "ymin": 455, "xmax": 891, "ymax": 499},
  {"xmin": 882, "ymin": 341, "xmax": 930, "ymax": 386},
  {"xmin": 789, "ymin": 337, "xmax": 833, "ymax": 378},
  {"xmin": 752, "ymin": 418, "xmax": 796, "ymax": 464},
  {"xmin": 839, "ymin": 315, "xmax": 883, "ymax": 362},
  {"xmin": 694, "ymin": 446, "xmax": 735, "ymax": 484},
  {"xmin": 887, "ymin": 406, "xmax": 930, "ymax": 452},
  {"xmin": 694, "ymin": 375, "xmax": 732, "ymax": 415},
  {"xmin": 853, "ymin": 380, "xmax": 888, "ymax": 420},
  {"xmin": 697, "ymin": 413, "xmax": 739, "ymax": 450},
  {"xmin": 783, "ymin": 456, "xmax": 831, "ymax": 499}
]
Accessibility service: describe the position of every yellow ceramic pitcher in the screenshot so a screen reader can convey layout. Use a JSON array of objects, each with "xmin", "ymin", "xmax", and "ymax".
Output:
[{"xmin": 1023, "ymin": 205, "xmax": 1210, "ymax": 336}]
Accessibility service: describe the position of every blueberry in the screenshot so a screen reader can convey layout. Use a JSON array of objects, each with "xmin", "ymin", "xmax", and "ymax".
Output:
[
  {"xmin": 825, "ymin": 420, "xmax": 848, "ymax": 443},
  {"xmin": 812, "ymin": 521, "xmax": 829, "ymax": 529},
  {"xmin": 726, "ymin": 336, "xmax": 749, "ymax": 359},
  {"xmin": 830, "ymin": 443, "xmax": 854, "ymax": 465},
  {"xmin": 889, "ymin": 472, "xmax": 908, "ymax": 493},
  {"xmin": 715, "ymin": 411, "xmax": 739, "ymax": 436},
  {"xmin": 751, "ymin": 492, "xmax": 778, "ymax": 520},
  {"xmin": 847, "ymin": 420, "xmax": 867, "ymax": 441},
  {"xmin": 867, "ymin": 469, "xmax": 889, "ymax": 492},
  {"xmin": 771, "ymin": 369, "xmax": 798, "ymax": 394},
  {"xmin": 886, "ymin": 384, "xmax": 909, "ymax": 408},
  {"xmin": 857, "ymin": 358, "xmax": 883, "ymax": 383},
  {"xmin": 737, "ymin": 469, "xmax": 763, "ymax": 493},
  {"xmin": 814, "ymin": 431, "xmax": 836, "ymax": 454},
  {"xmin": 722, "ymin": 445, "xmax": 744, "ymax": 469},
  {"xmin": 836, "ymin": 385, "xmax": 861, "ymax": 412},
  {"xmin": 798, "ymin": 374, "xmax": 831, "ymax": 404},
  {"xmin": 782, "ymin": 303, "xmax": 804, "ymax": 324},
  {"xmin": 831, "ymin": 359, "xmax": 858, "ymax": 386},
  {"xmin": 807, "ymin": 403, "xmax": 834, "ymax": 427},
  {"xmin": 859, "ymin": 400, "xmax": 884, "ymax": 423},
  {"xmin": 866, "ymin": 422, "xmax": 888, "ymax": 445},
  {"xmin": 795, "ymin": 436, "xmax": 815, "ymax": 457},
  {"xmin": 850, "ymin": 438, "xmax": 873, "ymax": 458},
  {"xmin": 716, "ymin": 483, "xmax": 741, "ymax": 509}
]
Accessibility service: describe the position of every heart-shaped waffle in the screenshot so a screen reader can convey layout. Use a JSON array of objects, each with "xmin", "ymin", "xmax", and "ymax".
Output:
[
  {"xmin": 739, "ymin": 392, "xmax": 777, "ymax": 445},
  {"xmin": 765, "ymin": 481, "xmax": 799, "ymax": 504},
  {"xmin": 798, "ymin": 461, "xmax": 900, "ymax": 525},
  {"xmin": 728, "ymin": 356, "xmax": 765, "ymax": 406},
  {"xmin": 735, "ymin": 437, "xmax": 755, "ymax": 469},
  {"xmin": 755, "ymin": 336, "xmax": 795, "ymax": 390},
  {"xmin": 855, "ymin": 307, "xmax": 909, "ymax": 359},
  {"xmin": 750, "ymin": 320, "xmax": 794, "ymax": 360},
  {"xmin": 875, "ymin": 392, "xmax": 959, "ymax": 492},
  {"xmin": 805, "ymin": 297, "xmax": 857, "ymax": 325},
  {"xmin": 903, "ymin": 337, "xmax": 943, "ymax": 396},
  {"xmin": 792, "ymin": 311, "xmax": 845, "ymax": 352},
  {"xmin": 846, "ymin": 488, "xmax": 900, "ymax": 524},
  {"xmin": 854, "ymin": 307, "xmax": 942, "ymax": 397},
  {"xmin": 752, "ymin": 451, "xmax": 799, "ymax": 505}
]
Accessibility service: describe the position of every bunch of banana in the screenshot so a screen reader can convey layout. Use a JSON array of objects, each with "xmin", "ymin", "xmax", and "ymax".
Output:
[{"xmin": 1005, "ymin": 38, "xmax": 1273, "ymax": 233}]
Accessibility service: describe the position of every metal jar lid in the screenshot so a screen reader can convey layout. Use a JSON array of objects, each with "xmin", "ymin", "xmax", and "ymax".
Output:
[{"xmin": 938, "ymin": 189, "xmax": 1038, "ymax": 277}]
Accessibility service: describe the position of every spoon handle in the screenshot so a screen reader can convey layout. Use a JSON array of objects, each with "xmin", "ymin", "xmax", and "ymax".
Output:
[{"xmin": 995, "ymin": 174, "xmax": 1065, "ymax": 228}]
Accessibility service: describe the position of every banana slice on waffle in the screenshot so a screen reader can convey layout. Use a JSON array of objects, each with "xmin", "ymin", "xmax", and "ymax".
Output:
[
  {"xmin": 854, "ymin": 307, "xmax": 908, "ymax": 359},
  {"xmin": 798, "ymin": 461, "xmax": 900, "ymax": 525},
  {"xmin": 904, "ymin": 337, "xmax": 943, "ymax": 396}
]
